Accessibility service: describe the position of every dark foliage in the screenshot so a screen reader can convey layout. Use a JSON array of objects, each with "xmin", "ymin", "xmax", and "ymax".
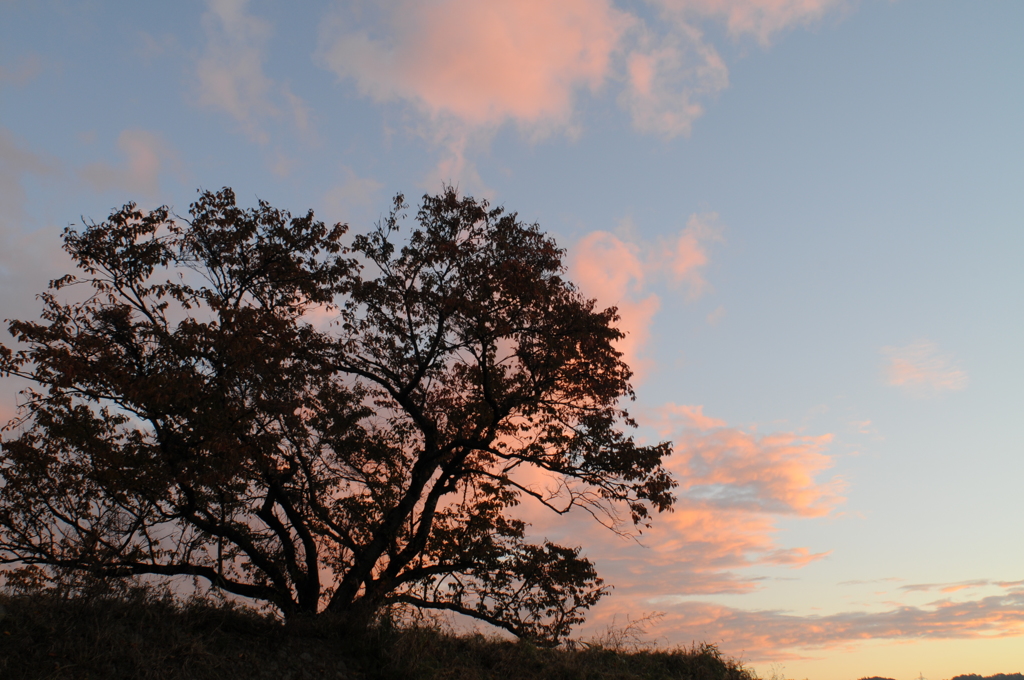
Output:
[
  {"xmin": 0, "ymin": 590, "xmax": 756, "ymax": 680},
  {"xmin": 0, "ymin": 187, "xmax": 675, "ymax": 643}
]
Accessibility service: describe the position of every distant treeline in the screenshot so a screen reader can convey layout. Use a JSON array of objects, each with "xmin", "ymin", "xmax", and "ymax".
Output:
[{"xmin": 859, "ymin": 675, "xmax": 1022, "ymax": 680}]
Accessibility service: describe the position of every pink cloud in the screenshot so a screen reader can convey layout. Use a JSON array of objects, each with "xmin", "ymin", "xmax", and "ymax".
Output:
[
  {"xmin": 321, "ymin": 0, "xmax": 628, "ymax": 129},
  {"xmin": 882, "ymin": 340, "xmax": 968, "ymax": 396},
  {"xmin": 78, "ymin": 130, "xmax": 177, "ymax": 198},
  {"xmin": 0, "ymin": 401, "xmax": 16, "ymax": 427},
  {"xmin": 563, "ymin": 423, "xmax": 839, "ymax": 598},
  {"xmin": 572, "ymin": 231, "xmax": 648, "ymax": 297},
  {"xmin": 319, "ymin": 0, "xmax": 852, "ymax": 155},
  {"xmin": 619, "ymin": 25, "xmax": 729, "ymax": 137},
  {"xmin": 535, "ymin": 499, "xmax": 814, "ymax": 601},
  {"xmin": 571, "ymin": 230, "xmax": 660, "ymax": 378},
  {"xmin": 525, "ymin": 411, "xmax": 842, "ymax": 603},
  {"xmin": 647, "ymin": 403, "xmax": 727, "ymax": 434},
  {"xmin": 661, "ymin": 212, "xmax": 723, "ymax": 297},
  {"xmin": 641, "ymin": 588, "xmax": 1024, "ymax": 662},
  {"xmin": 670, "ymin": 427, "xmax": 842, "ymax": 517},
  {"xmin": 320, "ymin": 0, "xmax": 738, "ymax": 142},
  {"xmin": 643, "ymin": 499, "xmax": 830, "ymax": 577},
  {"xmin": 570, "ymin": 218, "xmax": 721, "ymax": 377}
]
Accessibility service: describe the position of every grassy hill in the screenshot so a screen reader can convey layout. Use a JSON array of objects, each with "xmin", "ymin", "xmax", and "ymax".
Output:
[{"xmin": 0, "ymin": 588, "xmax": 757, "ymax": 680}]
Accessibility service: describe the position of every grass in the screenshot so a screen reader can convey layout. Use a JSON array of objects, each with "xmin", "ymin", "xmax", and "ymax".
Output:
[{"xmin": 0, "ymin": 587, "xmax": 758, "ymax": 680}]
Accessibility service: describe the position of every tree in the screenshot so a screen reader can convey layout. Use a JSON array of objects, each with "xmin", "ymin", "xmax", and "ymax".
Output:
[{"xmin": 0, "ymin": 187, "xmax": 675, "ymax": 643}]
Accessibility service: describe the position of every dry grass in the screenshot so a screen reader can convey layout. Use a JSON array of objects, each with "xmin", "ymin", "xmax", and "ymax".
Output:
[{"xmin": 0, "ymin": 587, "xmax": 758, "ymax": 680}]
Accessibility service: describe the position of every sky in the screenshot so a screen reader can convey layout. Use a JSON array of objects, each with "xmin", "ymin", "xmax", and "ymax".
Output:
[{"xmin": 1, "ymin": 1, "xmax": 1023, "ymax": 678}]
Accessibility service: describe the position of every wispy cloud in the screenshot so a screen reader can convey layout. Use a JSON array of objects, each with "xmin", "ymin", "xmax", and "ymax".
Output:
[
  {"xmin": 644, "ymin": 585, "xmax": 1024, "ymax": 661},
  {"xmin": 653, "ymin": 0, "xmax": 847, "ymax": 45},
  {"xmin": 882, "ymin": 340, "xmax": 968, "ymax": 396},
  {"xmin": 322, "ymin": 165, "xmax": 385, "ymax": 221},
  {"xmin": 900, "ymin": 579, "xmax": 1024, "ymax": 595},
  {"xmin": 0, "ymin": 53, "xmax": 42, "ymax": 87},
  {"xmin": 0, "ymin": 127, "xmax": 61, "ymax": 224},
  {"xmin": 619, "ymin": 21, "xmax": 728, "ymax": 138},
  {"xmin": 647, "ymin": 403, "xmax": 728, "ymax": 434},
  {"xmin": 706, "ymin": 305, "xmax": 726, "ymax": 326},
  {"xmin": 78, "ymin": 130, "xmax": 179, "ymax": 198},
  {"xmin": 134, "ymin": 31, "xmax": 178, "ymax": 63},
  {"xmin": 195, "ymin": 0, "xmax": 311, "ymax": 143},
  {"xmin": 571, "ymin": 215, "xmax": 722, "ymax": 376},
  {"xmin": 849, "ymin": 419, "xmax": 875, "ymax": 435},
  {"xmin": 661, "ymin": 212, "xmax": 723, "ymax": 298},
  {"xmin": 838, "ymin": 577, "xmax": 904, "ymax": 586},
  {"xmin": 0, "ymin": 131, "xmax": 74, "ymax": 415}
]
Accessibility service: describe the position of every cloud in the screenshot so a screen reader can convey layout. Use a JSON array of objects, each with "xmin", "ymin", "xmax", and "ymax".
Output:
[
  {"xmin": 412, "ymin": 122, "xmax": 494, "ymax": 197},
  {"xmin": 195, "ymin": 0, "xmax": 310, "ymax": 142},
  {"xmin": 882, "ymin": 340, "xmax": 968, "ymax": 396},
  {"xmin": 320, "ymin": 0, "xmax": 629, "ymax": 130},
  {"xmin": 0, "ymin": 127, "xmax": 61, "ymax": 224},
  {"xmin": 570, "ymin": 216, "xmax": 721, "ymax": 376},
  {"xmin": 317, "ymin": 1, "xmax": 733, "ymax": 192},
  {"xmin": 900, "ymin": 579, "xmax": 1024, "ymax": 595},
  {"xmin": 669, "ymin": 426, "xmax": 842, "ymax": 518},
  {"xmin": 322, "ymin": 165, "xmax": 385, "ymax": 221},
  {"xmin": 661, "ymin": 212, "xmax": 723, "ymax": 298},
  {"xmin": 0, "ymin": 132, "xmax": 75, "ymax": 428},
  {"xmin": 706, "ymin": 305, "xmax": 726, "ymax": 325},
  {"xmin": 0, "ymin": 53, "xmax": 42, "ymax": 87},
  {"xmin": 651, "ymin": 0, "xmax": 847, "ymax": 44},
  {"xmin": 320, "ymin": 0, "xmax": 851, "ymax": 153},
  {"xmin": 78, "ymin": 130, "xmax": 178, "ymax": 198},
  {"xmin": 838, "ymin": 577, "xmax": 904, "ymax": 586},
  {"xmin": 318, "ymin": 0, "xmax": 728, "ymax": 145},
  {"xmin": 572, "ymin": 230, "xmax": 660, "ymax": 377},
  {"xmin": 645, "ymin": 586, "xmax": 1024, "ymax": 662},
  {"xmin": 849, "ymin": 419, "xmax": 875, "ymax": 435},
  {"xmin": 647, "ymin": 403, "xmax": 728, "ymax": 434},
  {"xmin": 619, "ymin": 23, "xmax": 729, "ymax": 138},
  {"xmin": 536, "ymin": 409, "xmax": 842, "ymax": 602}
]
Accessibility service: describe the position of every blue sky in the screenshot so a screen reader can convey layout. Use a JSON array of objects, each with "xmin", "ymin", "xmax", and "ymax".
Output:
[{"xmin": 2, "ymin": 1, "xmax": 1023, "ymax": 677}]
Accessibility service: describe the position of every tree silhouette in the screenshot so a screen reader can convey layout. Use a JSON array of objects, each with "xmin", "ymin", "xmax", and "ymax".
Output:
[{"xmin": 0, "ymin": 187, "xmax": 675, "ymax": 642}]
